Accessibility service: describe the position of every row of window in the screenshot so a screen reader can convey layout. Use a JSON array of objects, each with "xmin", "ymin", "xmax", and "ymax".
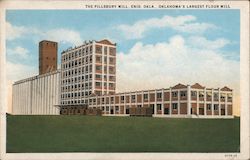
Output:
[
  {"xmin": 62, "ymin": 75, "xmax": 91, "ymax": 84},
  {"xmin": 61, "ymin": 100, "xmax": 86, "ymax": 105},
  {"xmin": 62, "ymin": 56, "xmax": 93, "ymax": 68},
  {"xmin": 62, "ymin": 45, "xmax": 116, "ymax": 63},
  {"xmin": 95, "ymin": 74, "xmax": 116, "ymax": 81},
  {"xmin": 95, "ymin": 91, "xmax": 115, "ymax": 96},
  {"xmin": 172, "ymin": 91, "xmax": 232, "ymax": 101},
  {"xmin": 95, "ymin": 45, "xmax": 116, "ymax": 55},
  {"xmin": 61, "ymin": 83, "xmax": 93, "ymax": 92},
  {"xmin": 61, "ymin": 90, "xmax": 115, "ymax": 101},
  {"xmin": 95, "ymin": 104, "xmax": 223, "ymax": 112},
  {"xmin": 95, "ymin": 82, "xmax": 115, "ymax": 88},
  {"xmin": 96, "ymin": 56, "xmax": 115, "ymax": 64},
  {"xmin": 61, "ymin": 74, "xmax": 115, "ymax": 85},
  {"xmin": 60, "ymin": 102, "xmax": 225, "ymax": 114},
  {"xmin": 61, "ymin": 91, "xmax": 92, "ymax": 99},
  {"xmin": 96, "ymin": 65, "xmax": 115, "ymax": 73},
  {"xmin": 61, "ymin": 81, "xmax": 115, "ymax": 94},
  {"xmin": 62, "ymin": 74, "xmax": 92, "ymax": 83},
  {"xmin": 62, "ymin": 56, "xmax": 116, "ymax": 70},
  {"xmin": 62, "ymin": 66, "xmax": 93, "ymax": 77},
  {"xmin": 190, "ymin": 91, "xmax": 232, "ymax": 99},
  {"xmin": 62, "ymin": 65, "xmax": 115, "ymax": 78},
  {"xmin": 62, "ymin": 46, "xmax": 93, "ymax": 62},
  {"xmin": 82, "ymin": 92, "xmax": 232, "ymax": 103}
]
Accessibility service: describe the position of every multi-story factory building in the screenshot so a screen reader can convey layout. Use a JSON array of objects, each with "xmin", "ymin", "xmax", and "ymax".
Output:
[
  {"xmin": 12, "ymin": 38, "xmax": 234, "ymax": 118},
  {"xmin": 60, "ymin": 39, "xmax": 116, "ymax": 105}
]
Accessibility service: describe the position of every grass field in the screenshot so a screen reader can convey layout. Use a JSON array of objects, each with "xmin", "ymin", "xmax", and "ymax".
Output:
[{"xmin": 7, "ymin": 115, "xmax": 240, "ymax": 153}]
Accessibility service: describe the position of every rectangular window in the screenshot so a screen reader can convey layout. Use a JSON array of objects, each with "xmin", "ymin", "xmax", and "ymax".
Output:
[
  {"xmin": 180, "ymin": 91, "xmax": 187, "ymax": 97},
  {"xmin": 96, "ymin": 56, "xmax": 102, "ymax": 63},
  {"xmin": 109, "ymin": 83, "xmax": 114, "ymax": 88},
  {"xmin": 131, "ymin": 95, "xmax": 136, "ymax": 100},
  {"xmin": 157, "ymin": 92, "xmax": 162, "ymax": 99},
  {"xmin": 121, "ymin": 96, "xmax": 125, "ymax": 101},
  {"xmin": 96, "ymin": 82, "xmax": 101, "ymax": 87},
  {"xmin": 96, "ymin": 66, "xmax": 102, "ymax": 71},
  {"xmin": 143, "ymin": 94, "xmax": 148, "ymax": 100},
  {"xmin": 191, "ymin": 91, "xmax": 197, "ymax": 97},
  {"xmin": 206, "ymin": 92, "xmax": 212, "ymax": 98},
  {"xmin": 207, "ymin": 104, "xmax": 211, "ymax": 110},
  {"xmin": 214, "ymin": 104, "xmax": 219, "ymax": 110},
  {"xmin": 96, "ymin": 45, "xmax": 102, "ymax": 53},
  {"xmin": 172, "ymin": 92, "xmax": 178, "ymax": 97},
  {"xmin": 115, "ymin": 106, "xmax": 119, "ymax": 111},
  {"xmin": 90, "ymin": 46, "xmax": 92, "ymax": 53},
  {"xmin": 220, "ymin": 94, "xmax": 226, "ymax": 100},
  {"xmin": 96, "ymin": 74, "xmax": 101, "ymax": 79},
  {"xmin": 109, "ymin": 66, "xmax": 114, "ymax": 73},
  {"xmin": 109, "ymin": 75, "xmax": 115, "ymax": 81},
  {"xmin": 228, "ymin": 94, "xmax": 232, "ymax": 101},
  {"xmin": 110, "ymin": 47, "xmax": 116, "ymax": 55},
  {"xmin": 109, "ymin": 57, "xmax": 114, "ymax": 64},
  {"xmin": 214, "ymin": 93, "xmax": 219, "ymax": 99},
  {"xmin": 104, "ymin": 47, "xmax": 107, "ymax": 54},
  {"xmin": 96, "ymin": 91, "xmax": 101, "ymax": 96},
  {"xmin": 199, "ymin": 91, "xmax": 204, "ymax": 98},
  {"xmin": 172, "ymin": 103, "xmax": 178, "ymax": 110},
  {"xmin": 157, "ymin": 104, "xmax": 162, "ymax": 110}
]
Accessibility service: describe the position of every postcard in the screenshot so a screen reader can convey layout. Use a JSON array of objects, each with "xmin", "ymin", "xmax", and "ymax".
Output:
[{"xmin": 0, "ymin": 0, "xmax": 249, "ymax": 160}]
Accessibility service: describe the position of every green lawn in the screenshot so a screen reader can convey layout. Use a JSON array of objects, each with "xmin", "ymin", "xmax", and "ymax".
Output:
[{"xmin": 7, "ymin": 115, "xmax": 240, "ymax": 153}]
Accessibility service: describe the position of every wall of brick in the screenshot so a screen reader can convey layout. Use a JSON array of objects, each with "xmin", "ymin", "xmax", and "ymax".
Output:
[{"xmin": 180, "ymin": 103, "xmax": 187, "ymax": 114}]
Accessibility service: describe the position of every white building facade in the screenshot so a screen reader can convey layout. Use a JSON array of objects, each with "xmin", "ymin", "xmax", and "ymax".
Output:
[
  {"xmin": 60, "ymin": 39, "xmax": 116, "ymax": 105},
  {"xmin": 12, "ymin": 70, "xmax": 60, "ymax": 115}
]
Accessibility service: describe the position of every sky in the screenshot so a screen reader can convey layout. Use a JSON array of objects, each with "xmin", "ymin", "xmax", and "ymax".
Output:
[{"xmin": 6, "ymin": 9, "xmax": 240, "ymax": 114}]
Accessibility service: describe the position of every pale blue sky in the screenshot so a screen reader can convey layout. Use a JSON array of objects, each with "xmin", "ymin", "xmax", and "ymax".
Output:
[{"xmin": 6, "ymin": 10, "xmax": 240, "ymax": 67}]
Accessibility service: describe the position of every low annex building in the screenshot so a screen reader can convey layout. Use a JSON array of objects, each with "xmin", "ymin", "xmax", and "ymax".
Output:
[
  {"xmin": 61, "ymin": 83, "xmax": 233, "ymax": 118},
  {"xmin": 12, "ymin": 39, "xmax": 234, "ymax": 118}
]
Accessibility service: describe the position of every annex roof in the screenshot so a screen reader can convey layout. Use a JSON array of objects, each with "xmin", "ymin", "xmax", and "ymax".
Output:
[
  {"xmin": 191, "ymin": 83, "xmax": 205, "ymax": 89},
  {"xmin": 172, "ymin": 83, "xmax": 187, "ymax": 89}
]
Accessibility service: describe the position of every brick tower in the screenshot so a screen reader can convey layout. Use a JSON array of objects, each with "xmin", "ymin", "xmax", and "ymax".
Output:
[{"xmin": 39, "ymin": 40, "xmax": 58, "ymax": 75}]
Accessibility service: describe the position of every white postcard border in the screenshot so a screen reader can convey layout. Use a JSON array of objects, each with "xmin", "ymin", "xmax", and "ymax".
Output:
[{"xmin": 0, "ymin": 1, "xmax": 249, "ymax": 160}]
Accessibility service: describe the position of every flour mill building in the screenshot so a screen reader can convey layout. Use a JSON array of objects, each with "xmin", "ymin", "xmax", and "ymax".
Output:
[
  {"xmin": 60, "ymin": 39, "xmax": 116, "ymax": 105},
  {"xmin": 12, "ymin": 39, "xmax": 234, "ymax": 118}
]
